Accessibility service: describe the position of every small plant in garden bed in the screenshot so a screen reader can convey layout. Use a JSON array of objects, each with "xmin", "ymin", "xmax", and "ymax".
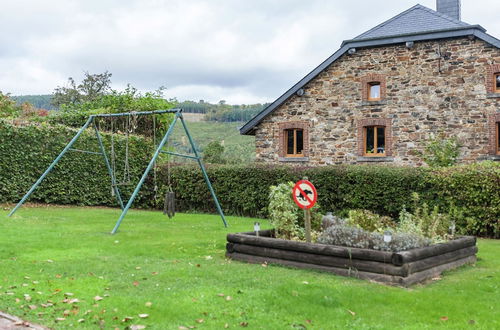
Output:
[{"xmin": 268, "ymin": 182, "xmax": 321, "ymax": 241}]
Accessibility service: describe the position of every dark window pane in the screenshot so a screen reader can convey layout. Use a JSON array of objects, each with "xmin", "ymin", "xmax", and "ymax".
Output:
[
  {"xmin": 286, "ymin": 129, "xmax": 294, "ymax": 155},
  {"xmin": 365, "ymin": 127, "xmax": 375, "ymax": 154},
  {"xmin": 377, "ymin": 127, "xmax": 385, "ymax": 154},
  {"xmin": 296, "ymin": 129, "xmax": 303, "ymax": 154},
  {"xmin": 496, "ymin": 75, "xmax": 500, "ymax": 90},
  {"xmin": 369, "ymin": 83, "xmax": 381, "ymax": 99}
]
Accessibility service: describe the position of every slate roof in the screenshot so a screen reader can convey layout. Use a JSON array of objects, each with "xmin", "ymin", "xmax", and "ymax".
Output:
[
  {"xmin": 353, "ymin": 5, "xmax": 469, "ymax": 41},
  {"xmin": 240, "ymin": 4, "xmax": 500, "ymax": 135}
]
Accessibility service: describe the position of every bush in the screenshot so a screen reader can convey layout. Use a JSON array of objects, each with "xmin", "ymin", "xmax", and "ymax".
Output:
[
  {"xmin": 317, "ymin": 225, "xmax": 431, "ymax": 252},
  {"xmin": 346, "ymin": 209, "xmax": 395, "ymax": 233},
  {"xmin": 1, "ymin": 122, "xmax": 498, "ymax": 238},
  {"xmin": 203, "ymin": 141, "xmax": 225, "ymax": 164},
  {"xmin": 268, "ymin": 182, "xmax": 300, "ymax": 240},
  {"xmin": 420, "ymin": 133, "xmax": 461, "ymax": 167},
  {"xmin": 0, "ymin": 120, "xmax": 158, "ymax": 208}
]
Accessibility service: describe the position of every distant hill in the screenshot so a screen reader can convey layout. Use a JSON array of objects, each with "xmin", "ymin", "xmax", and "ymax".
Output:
[
  {"xmin": 12, "ymin": 94, "xmax": 56, "ymax": 110},
  {"xmin": 11, "ymin": 95, "xmax": 268, "ymax": 122}
]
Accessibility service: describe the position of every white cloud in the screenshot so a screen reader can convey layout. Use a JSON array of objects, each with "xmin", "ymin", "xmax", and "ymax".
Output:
[{"xmin": 1, "ymin": 0, "xmax": 499, "ymax": 103}]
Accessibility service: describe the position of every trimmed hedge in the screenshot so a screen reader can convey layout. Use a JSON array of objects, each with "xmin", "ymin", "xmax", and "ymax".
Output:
[
  {"xmin": 0, "ymin": 120, "xmax": 157, "ymax": 208},
  {"xmin": 164, "ymin": 164, "xmax": 499, "ymax": 238},
  {"xmin": 1, "ymin": 121, "xmax": 498, "ymax": 237}
]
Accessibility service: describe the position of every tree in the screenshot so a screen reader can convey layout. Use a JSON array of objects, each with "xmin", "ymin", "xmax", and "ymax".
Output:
[
  {"xmin": 52, "ymin": 71, "xmax": 112, "ymax": 107},
  {"xmin": 203, "ymin": 141, "xmax": 225, "ymax": 164}
]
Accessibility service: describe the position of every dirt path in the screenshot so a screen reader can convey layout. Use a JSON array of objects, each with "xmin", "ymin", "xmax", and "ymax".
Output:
[{"xmin": 0, "ymin": 312, "xmax": 47, "ymax": 330}]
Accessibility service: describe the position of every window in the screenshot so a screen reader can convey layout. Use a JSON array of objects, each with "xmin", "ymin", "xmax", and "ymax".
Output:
[
  {"xmin": 361, "ymin": 74, "xmax": 386, "ymax": 102},
  {"xmin": 495, "ymin": 74, "xmax": 500, "ymax": 93},
  {"xmin": 364, "ymin": 126, "xmax": 386, "ymax": 156},
  {"xmin": 368, "ymin": 82, "xmax": 381, "ymax": 101},
  {"xmin": 285, "ymin": 128, "xmax": 304, "ymax": 157},
  {"xmin": 278, "ymin": 121, "xmax": 309, "ymax": 160}
]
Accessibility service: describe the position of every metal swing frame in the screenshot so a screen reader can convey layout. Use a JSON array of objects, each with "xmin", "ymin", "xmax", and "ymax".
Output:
[{"xmin": 8, "ymin": 109, "xmax": 228, "ymax": 234}]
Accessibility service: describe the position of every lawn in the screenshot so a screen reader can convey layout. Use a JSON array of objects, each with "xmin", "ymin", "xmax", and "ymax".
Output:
[{"xmin": 0, "ymin": 206, "xmax": 498, "ymax": 329}]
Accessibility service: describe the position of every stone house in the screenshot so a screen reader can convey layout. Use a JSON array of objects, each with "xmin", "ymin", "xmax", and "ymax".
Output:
[{"xmin": 240, "ymin": 0, "xmax": 500, "ymax": 166}]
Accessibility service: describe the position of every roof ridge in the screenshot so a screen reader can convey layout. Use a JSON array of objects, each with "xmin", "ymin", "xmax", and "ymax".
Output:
[
  {"xmin": 417, "ymin": 4, "xmax": 469, "ymax": 26},
  {"xmin": 354, "ymin": 4, "xmax": 424, "ymax": 40}
]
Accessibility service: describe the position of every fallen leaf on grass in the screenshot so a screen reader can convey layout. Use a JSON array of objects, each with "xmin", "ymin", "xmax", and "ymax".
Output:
[
  {"xmin": 135, "ymin": 267, "xmax": 141, "ymax": 270},
  {"xmin": 178, "ymin": 327, "xmax": 189, "ymax": 330},
  {"xmin": 47, "ymin": 259, "xmax": 54, "ymax": 263},
  {"xmin": 224, "ymin": 323, "xmax": 229, "ymax": 329},
  {"xmin": 122, "ymin": 316, "xmax": 134, "ymax": 322},
  {"xmin": 133, "ymin": 281, "xmax": 140, "ymax": 287},
  {"xmin": 55, "ymin": 317, "xmax": 65, "ymax": 322},
  {"xmin": 77, "ymin": 319, "xmax": 85, "ymax": 323},
  {"xmin": 347, "ymin": 310, "xmax": 356, "ymax": 316},
  {"xmin": 240, "ymin": 322, "xmax": 248, "ymax": 327},
  {"xmin": 131, "ymin": 326, "xmax": 146, "ymax": 330},
  {"xmin": 94, "ymin": 296, "xmax": 103, "ymax": 301},
  {"xmin": 305, "ymin": 320, "xmax": 312, "ymax": 324},
  {"xmin": 151, "ymin": 272, "xmax": 159, "ymax": 275},
  {"xmin": 64, "ymin": 292, "xmax": 74, "ymax": 296},
  {"xmin": 225, "ymin": 296, "xmax": 233, "ymax": 301},
  {"xmin": 14, "ymin": 321, "xmax": 30, "ymax": 327},
  {"xmin": 138, "ymin": 314, "xmax": 149, "ymax": 319},
  {"xmin": 217, "ymin": 293, "xmax": 225, "ymax": 297},
  {"xmin": 302, "ymin": 281, "xmax": 309, "ymax": 285},
  {"xmin": 55, "ymin": 274, "xmax": 62, "ymax": 278},
  {"xmin": 145, "ymin": 302, "xmax": 152, "ymax": 307},
  {"xmin": 195, "ymin": 319, "xmax": 204, "ymax": 323},
  {"xmin": 440, "ymin": 316, "xmax": 449, "ymax": 321},
  {"xmin": 28, "ymin": 305, "xmax": 37, "ymax": 310},
  {"xmin": 469, "ymin": 320, "xmax": 476, "ymax": 325},
  {"xmin": 261, "ymin": 263, "xmax": 267, "ymax": 267}
]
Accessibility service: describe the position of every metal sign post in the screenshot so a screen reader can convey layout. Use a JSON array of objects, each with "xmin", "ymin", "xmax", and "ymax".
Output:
[{"xmin": 292, "ymin": 179, "xmax": 317, "ymax": 243}]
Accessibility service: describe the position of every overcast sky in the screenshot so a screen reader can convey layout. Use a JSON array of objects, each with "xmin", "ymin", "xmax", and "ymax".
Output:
[{"xmin": 1, "ymin": 0, "xmax": 499, "ymax": 104}]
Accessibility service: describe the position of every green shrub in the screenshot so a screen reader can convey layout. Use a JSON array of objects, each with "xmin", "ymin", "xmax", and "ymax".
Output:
[
  {"xmin": 317, "ymin": 225, "xmax": 431, "ymax": 252},
  {"xmin": 0, "ymin": 120, "xmax": 158, "ymax": 208},
  {"xmin": 1, "ymin": 122, "xmax": 498, "ymax": 238},
  {"xmin": 420, "ymin": 133, "xmax": 461, "ymax": 167},
  {"xmin": 347, "ymin": 209, "xmax": 395, "ymax": 233},
  {"xmin": 268, "ymin": 182, "xmax": 300, "ymax": 240}
]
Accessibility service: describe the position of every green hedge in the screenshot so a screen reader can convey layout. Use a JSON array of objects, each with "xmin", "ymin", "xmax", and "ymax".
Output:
[
  {"xmin": 0, "ymin": 120, "xmax": 157, "ymax": 208},
  {"xmin": 1, "ymin": 121, "xmax": 498, "ymax": 237},
  {"xmin": 164, "ymin": 164, "xmax": 499, "ymax": 238}
]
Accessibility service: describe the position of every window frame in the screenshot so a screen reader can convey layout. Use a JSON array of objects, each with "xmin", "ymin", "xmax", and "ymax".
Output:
[
  {"xmin": 496, "ymin": 122, "xmax": 500, "ymax": 155},
  {"xmin": 278, "ymin": 121, "xmax": 310, "ymax": 160},
  {"xmin": 495, "ymin": 73, "xmax": 500, "ymax": 93},
  {"xmin": 285, "ymin": 128, "xmax": 304, "ymax": 157},
  {"xmin": 363, "ymin": 125, "xmax": 386, "ymax": 157},
  {"xmin": 367, "ymin": 82, "xmax": 382, "ymax": 101}
]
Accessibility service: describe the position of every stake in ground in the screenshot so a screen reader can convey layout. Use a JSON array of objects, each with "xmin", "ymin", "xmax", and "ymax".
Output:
[{"xmin": 1, "ymin": 206, "xmax": 499, "ymax": 329}]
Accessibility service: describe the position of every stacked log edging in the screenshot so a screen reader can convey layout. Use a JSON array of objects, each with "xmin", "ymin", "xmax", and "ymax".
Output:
[{"xmin": 226, "ymin": 230, "xmax": 477, "ymax": 286}]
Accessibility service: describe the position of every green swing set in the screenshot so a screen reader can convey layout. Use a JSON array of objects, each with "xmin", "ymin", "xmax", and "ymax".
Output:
[{"xmin": 8, "ymin": 109, "xmax": 228, "ymax": 234}]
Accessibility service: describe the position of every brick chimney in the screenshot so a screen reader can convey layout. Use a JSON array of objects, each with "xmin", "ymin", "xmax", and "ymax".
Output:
[{"xmin": 436, "ymin": 0, "xmax": 461, "ymax": 21}]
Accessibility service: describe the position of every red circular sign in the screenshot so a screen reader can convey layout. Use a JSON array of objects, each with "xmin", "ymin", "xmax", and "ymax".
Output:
[{"xmin": 292, "ymin": 180, "xmax": 317, "ymax": 209}]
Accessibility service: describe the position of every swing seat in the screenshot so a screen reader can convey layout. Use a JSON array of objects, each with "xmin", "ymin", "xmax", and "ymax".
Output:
[{"xmin": 163, "ymin": 191, "xmax": 176, "ymax": 219}]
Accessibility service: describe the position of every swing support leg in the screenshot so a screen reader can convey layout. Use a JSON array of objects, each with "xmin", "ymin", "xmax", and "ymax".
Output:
[
  {"xmin": 179, "ymin": 114, "xmax": 228, "ymax": 228},
  {"xmin": 110, "ymin": 113, "xmax": 181, "ymax": 234},
  {"xmin": 94, "ymin": 125, "xmax": 125, "ymax": 210},
  {"xmin": 8, "ymin": 116, "xmax": 95, "ymax": 217}
]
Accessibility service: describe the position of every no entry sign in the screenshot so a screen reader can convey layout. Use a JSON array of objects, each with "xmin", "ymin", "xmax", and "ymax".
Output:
[{"xmin": 292, "ymin": 180, "xmax": 317, "ymax": 209}]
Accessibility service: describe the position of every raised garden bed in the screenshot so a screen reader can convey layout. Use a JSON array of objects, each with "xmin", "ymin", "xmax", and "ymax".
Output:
[{"xmin": 226, "ymin": 229, "xmax": 477, "ymax": 287}]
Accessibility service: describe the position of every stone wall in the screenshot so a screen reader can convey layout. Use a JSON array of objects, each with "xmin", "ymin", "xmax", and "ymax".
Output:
[{"xmin": 254, "ymin": 37, "xmax": 500, "ymax": 166}]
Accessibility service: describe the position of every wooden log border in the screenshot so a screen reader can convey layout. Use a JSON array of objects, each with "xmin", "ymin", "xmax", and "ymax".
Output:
[{"xmin": 226, "ymin": 231, "xmax": 477, "ymax": 286}]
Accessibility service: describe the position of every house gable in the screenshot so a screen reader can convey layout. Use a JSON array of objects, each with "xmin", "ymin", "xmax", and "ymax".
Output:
[{"xmin": 240, "ymin": 4, "xmax": 500, "ymax": 136}]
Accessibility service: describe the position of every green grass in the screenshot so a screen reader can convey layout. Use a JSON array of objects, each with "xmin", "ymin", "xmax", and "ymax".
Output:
[
  {"xmin": 0, "ymin": 206, "xmax": 498, "ymax": 329},
  {"xmin": 170, "ymin": 121, "xmax": 255, "ymax": 164}
]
